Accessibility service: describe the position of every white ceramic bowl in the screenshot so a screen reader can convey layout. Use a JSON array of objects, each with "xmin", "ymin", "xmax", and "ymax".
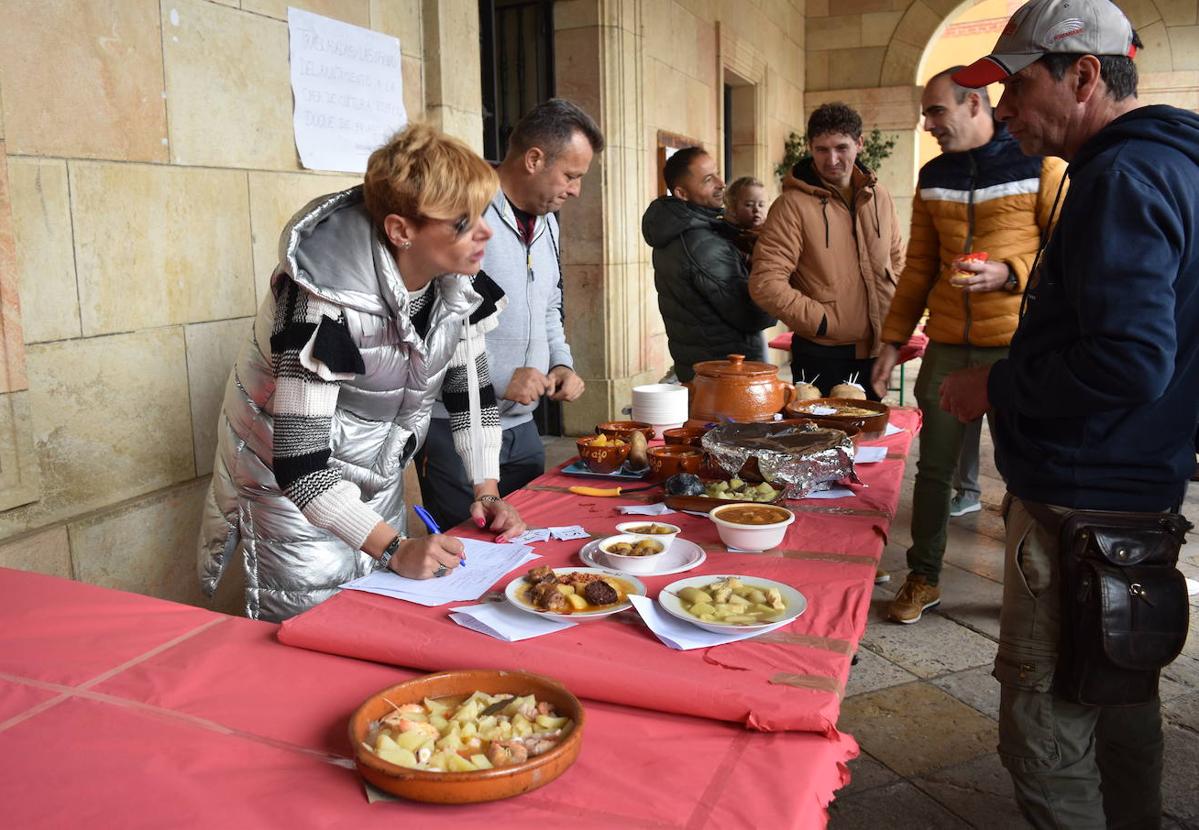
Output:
[
  {"xmin": 614, "ymin": 521, "xmax": 681, "ymax": 551},
  {"xmin": 597, "ymin": 534, "xmax": 670, "ymax": 575},
  {"xmin": 657, "ymin": 574, "xmax": 807, "ymax": 634},
  {"xmin": 708, "ymin": 503, "xmax": 795, "ymax": 552}
]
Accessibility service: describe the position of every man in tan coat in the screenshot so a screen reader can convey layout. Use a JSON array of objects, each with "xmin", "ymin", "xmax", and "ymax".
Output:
[{"xmin": 751, "ymin": 103, "xmax": 905, "ymax": 400}]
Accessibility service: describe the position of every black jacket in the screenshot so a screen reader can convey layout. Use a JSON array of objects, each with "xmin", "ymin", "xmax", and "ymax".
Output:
[
  {"xmin": 641, "ymin": 197, "xmax": 776, "ymax": 381},
  {"xmin": 989, "ymin": 105, "xmax": 1199, "ymax": 511}
]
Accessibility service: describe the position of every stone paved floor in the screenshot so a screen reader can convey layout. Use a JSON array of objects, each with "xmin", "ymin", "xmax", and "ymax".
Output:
[{"xmin": 542, "ymin": 360, "xmax": 1199, "ymax": 827}]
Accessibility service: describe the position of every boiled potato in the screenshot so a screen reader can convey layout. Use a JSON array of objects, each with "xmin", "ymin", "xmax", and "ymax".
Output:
[
  {"xmin": 378, "ymin": 745, "xmax": 419, "ymax": 768},
  {"xmin": 447, "ymin": 753, "xmax": 478, "ymax": 772},
  {"xmin": 678, "ymin": 587, "xmax": 713, "ymax": 604}
]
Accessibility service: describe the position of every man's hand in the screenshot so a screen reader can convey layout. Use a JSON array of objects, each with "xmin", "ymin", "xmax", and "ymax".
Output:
[
  {"xmin": 469, "ymin": 497, "xmax": 527, "ymax": 543},
  {"xmin": 547, "ymin": 365, "xmax": 585, "ymax": 402},
  {"xmin": 389, "ymin": 534, "xmax": 465, "ymax": 579},
  {"xmin": 502, "ymin": 367, "xmax": 552, "ymax": 405},
  {"xmin": 871, "ymin": 344, "xmax": 900, "ymax": 399},
  {"xmin": 939, "ymin": 365, "xmax": 992, "ymax": 422},
  {"xmin": 949, "ymin": 258, "xmax": 1010, "ymax": 293}
]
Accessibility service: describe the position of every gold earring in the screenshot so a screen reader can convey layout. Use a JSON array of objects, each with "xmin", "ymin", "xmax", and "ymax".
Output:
[{"xmin": 398, "ymin": 240, "xmax": 412, "ymax": 251}]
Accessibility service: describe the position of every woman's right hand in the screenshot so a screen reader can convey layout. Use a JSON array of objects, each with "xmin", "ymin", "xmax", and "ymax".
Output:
[{"xmin": 389, "ymin": 534, "xmax": 466, "ymax": 579}]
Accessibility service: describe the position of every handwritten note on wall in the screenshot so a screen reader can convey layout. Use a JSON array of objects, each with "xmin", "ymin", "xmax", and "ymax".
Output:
[{"xmin": 288, "ymin": 8, "xmax": 407, "ymax": 174}]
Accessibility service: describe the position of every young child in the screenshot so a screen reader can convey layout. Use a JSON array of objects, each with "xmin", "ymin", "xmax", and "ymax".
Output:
[
  {"xmin": 724, "ymin": 176, "xmax": 767, "ymax": 230},
  {"xmin": 723, "ymin": 176, "xmax": 768, "ymax": 264}
]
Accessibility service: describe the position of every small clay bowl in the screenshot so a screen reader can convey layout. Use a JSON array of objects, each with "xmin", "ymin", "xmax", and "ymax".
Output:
[
  {"xmin": 577, "ymin": 435, "xmax": 631, "ymax": 474},
  {"xmin": 646, "ymin": 445, "xmax": 704, "ymax": 482},
  {"xmin": 595, "ymin": 420, "xmax": 655, "ymax": 444},
  {"xmin": 663, "ymin": 426, "xmax": 709, "ymax": 447},
  {"xmin": 350, "ymin": 670, "xmax": 584, "ymax": 804}
]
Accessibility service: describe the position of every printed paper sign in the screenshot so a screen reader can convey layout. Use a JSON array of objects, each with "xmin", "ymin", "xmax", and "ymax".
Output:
[{"xmin": 288, "ymin": 8, "xmax": 407, "ymax": 173}]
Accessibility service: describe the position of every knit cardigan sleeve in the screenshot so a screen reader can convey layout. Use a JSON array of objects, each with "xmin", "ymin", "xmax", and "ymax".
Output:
[{"xmin": 269, "ymin": 278, "xmax": 381, "ymax": 551}]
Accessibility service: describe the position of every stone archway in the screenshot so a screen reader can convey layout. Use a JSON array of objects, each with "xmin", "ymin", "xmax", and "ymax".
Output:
[{"xmin": 804, "ymin": 0, "xmax": 1199, "ymax": 228}]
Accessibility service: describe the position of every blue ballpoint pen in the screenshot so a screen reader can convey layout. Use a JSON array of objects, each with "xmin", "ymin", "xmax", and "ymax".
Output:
[{"xmin": 413, "ymin": 505, "xmax": 465, "ymax": 567}]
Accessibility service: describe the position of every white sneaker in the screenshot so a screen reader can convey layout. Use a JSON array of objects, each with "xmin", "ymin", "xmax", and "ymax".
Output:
[{"xmin": 949, "ymin": 493, "xmax": 981, "ymax": 517}]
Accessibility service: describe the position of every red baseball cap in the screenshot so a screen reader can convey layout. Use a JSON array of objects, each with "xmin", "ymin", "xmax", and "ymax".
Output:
[{"xmin": 952, "ymin": 0, "xmax": 1136, "ymax": 88}]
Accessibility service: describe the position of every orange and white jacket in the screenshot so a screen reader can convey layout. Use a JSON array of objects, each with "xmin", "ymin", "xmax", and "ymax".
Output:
[{"xmin": 881, "ymin": 124, "xmax": 1067, "ymax": 347}]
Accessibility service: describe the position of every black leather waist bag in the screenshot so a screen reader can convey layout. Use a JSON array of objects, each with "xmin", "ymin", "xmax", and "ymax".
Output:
[
  {"xmin": 1059, "ymin": 508, "xmax": 1189, "ymax": 705},
  {"xmin": 1040, "ymin": 508, "xmax": 1192, "ymax": 706}
]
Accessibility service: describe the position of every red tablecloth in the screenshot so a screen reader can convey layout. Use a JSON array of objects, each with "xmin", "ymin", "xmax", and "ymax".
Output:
[
  {"xmin": 769, "ymin": 330, "xmax": 929, "ymax": 364},
  {"xmin": 0, "ymin": 567, "xmax": 855, "ymax": 829},
  {"xmin": 279, "ymin": 409, "xmax": 920, "ymax": 737}
]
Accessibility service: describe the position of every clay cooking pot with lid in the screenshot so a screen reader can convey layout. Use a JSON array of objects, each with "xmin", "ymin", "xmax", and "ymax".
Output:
[{"xmin": 686, "ymin": 354, "xmax": 795, "ymax": 423}]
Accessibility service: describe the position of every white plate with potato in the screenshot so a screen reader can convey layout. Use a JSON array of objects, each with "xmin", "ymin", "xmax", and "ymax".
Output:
[
  {"xmin": 504, "ymin": 567, "xmax": 647, "ymax": 623},
  {"xmin": 657, "ymin": 575, "xmax": 806, "ymax": 634}
]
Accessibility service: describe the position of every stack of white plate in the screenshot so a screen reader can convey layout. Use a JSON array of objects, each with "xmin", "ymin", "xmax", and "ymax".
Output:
[{"xmin": 631, "ymin": 383, "xmax": 689, "ymax": 436}]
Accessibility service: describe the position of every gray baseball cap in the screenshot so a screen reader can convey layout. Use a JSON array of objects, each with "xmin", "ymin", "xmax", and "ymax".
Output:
[{"xmin": 952, "ymin": 0, "xmax": 1136, "ymax": 88}]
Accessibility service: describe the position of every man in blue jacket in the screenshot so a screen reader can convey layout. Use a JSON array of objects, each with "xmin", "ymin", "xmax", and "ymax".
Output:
[
  {"xmin": 943, "ymin": 0, "xmax": 1199, "ymax": 825},
  {"xmin": 418, "ymin": 100, "xmax": 604, "ymax": 531}
]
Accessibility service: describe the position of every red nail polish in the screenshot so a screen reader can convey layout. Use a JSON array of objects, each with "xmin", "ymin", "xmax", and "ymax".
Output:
[
  {"xmin": 476, "ymin": 518, "xmax": 485, "ymax": 527},
  {"xmin": 496, "ymin": 536, "xmax": 506, "ymax": 544}
]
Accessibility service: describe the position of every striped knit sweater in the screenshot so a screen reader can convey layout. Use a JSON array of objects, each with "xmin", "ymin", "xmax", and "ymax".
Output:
[{"xmin": 269, "ymin": 276, "xmax": 503, "ymax": 551}]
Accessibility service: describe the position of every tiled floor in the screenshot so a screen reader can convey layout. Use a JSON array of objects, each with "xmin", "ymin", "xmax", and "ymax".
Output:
[{"xmin": 523, "ymin": 361, "xmax": 1199, "ymax": 827}]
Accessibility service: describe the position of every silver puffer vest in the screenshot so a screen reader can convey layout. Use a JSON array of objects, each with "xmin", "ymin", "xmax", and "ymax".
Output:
[{"xmin": 197, "ymin": 187, "xmax": 486, "ymax": 621}]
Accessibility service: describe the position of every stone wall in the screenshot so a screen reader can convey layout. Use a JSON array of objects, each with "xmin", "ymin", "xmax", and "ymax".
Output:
[{"xmin": 0, "ymin": 0, "xmax": 473, "ymax": 610}]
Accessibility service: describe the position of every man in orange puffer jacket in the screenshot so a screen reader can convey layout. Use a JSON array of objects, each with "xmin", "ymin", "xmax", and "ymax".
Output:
[{"xmin": 872, "ymin": 67, "xmax": 1067, "ymax": 624}]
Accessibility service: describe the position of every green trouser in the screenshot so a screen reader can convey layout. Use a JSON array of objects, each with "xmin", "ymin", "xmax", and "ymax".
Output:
[
  {"xmin": 996, "ymin": 497, "xmax": 1164, "ymax": 829},
  {"xmin": 907, "ymin": 341, "xmax": 1008, "ymax": 584}
]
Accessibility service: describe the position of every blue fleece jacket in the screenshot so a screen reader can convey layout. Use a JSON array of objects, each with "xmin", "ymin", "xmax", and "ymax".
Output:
[{"xmin": 988, "ymin": 105, "xmax": 1199, "ymax": 511}]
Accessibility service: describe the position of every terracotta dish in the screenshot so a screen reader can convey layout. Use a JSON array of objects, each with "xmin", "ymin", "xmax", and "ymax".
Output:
[
  {"xmin": 687, "ymin": 354, "xmax": 794, "ymax": 423},
  {"xmin": 663, "ymin": 426, "xmax": 709, "ymax": 447},
  {"xmin": 646, "ymin": 445, "xmax": 704, "ymax": 482},
  {"xmin": 576, "ymin": 435, "xmax": 631, "ymax": 474},
  {"xmin": 595, "ymin": 420, "xmax": 656, "ymax": 443},
  {"xmin": 783, "ymin": 398, "xmax": 890, "ymax": 436},
  {"xmin": 350, "ymin": 670, "xmax": 585, "ymax": 804}
]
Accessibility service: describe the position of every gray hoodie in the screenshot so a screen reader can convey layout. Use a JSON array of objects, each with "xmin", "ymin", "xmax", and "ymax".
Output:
[{"xmin": 432, "ymin": 188, "xmax": 574, "ymax": 429}]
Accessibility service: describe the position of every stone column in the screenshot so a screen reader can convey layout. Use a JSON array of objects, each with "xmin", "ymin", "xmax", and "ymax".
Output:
[
  {"xmin": 0, "ymin": 133, "xmax": 40, "ymax": 511},
  {"xmin": 554, "ymin": 0, "xmax": 660, "ymax": 434},
  {"xmin": 422, "ymin": 0, "xmax": 485, "ymax": 152}
]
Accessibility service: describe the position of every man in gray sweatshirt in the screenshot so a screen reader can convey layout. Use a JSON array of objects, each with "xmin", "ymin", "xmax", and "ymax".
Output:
[{"xmin": 417, "ymin": 99, "xmax": 605, "ymax": 531}]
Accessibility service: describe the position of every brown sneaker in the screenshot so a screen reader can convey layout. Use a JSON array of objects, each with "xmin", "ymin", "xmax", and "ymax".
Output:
[
  {"xmin": 874, "ymin": 568, "xmax": 891, "ymax": 585},
  {"xmin": 888, "ymin": 575, "xmax": 941, "ymax": 624}
]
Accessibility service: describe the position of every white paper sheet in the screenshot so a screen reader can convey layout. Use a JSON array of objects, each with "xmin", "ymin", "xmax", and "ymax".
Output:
[
  {"xmin": 628, "ymin": 595, "xmax": 788, "ymax": 650},
  {"xmin": 340, "ymin": 539, "xmax": 538, "ymax": 606},
  {"xmin": 549, "ymin": 526, "xmax": 590, "ymax": 541},
  {"xmin": 854, "ymin": 446, "xmax": 888, "ymax": 464},
  {"xmin": 618, "ymin": 503, "xmax": 678, "ymax": 516},
  {"xmin": 509, "ymin": 529, "xmax": 551, "ymax": 545},
  {"xmin": 449, "ymin": 602, "xmax": 576, "ymax": 641},
  {"xmin": 883, "ymin": 422, "xmax": 905, "ymax": 437},
  {"xmin": 288, "ymin": 8, "xmax": 407, "ymax": 173},
  {"xmin": 802, "ymin": 485, "xmax": 856, "ymax": 500}
]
